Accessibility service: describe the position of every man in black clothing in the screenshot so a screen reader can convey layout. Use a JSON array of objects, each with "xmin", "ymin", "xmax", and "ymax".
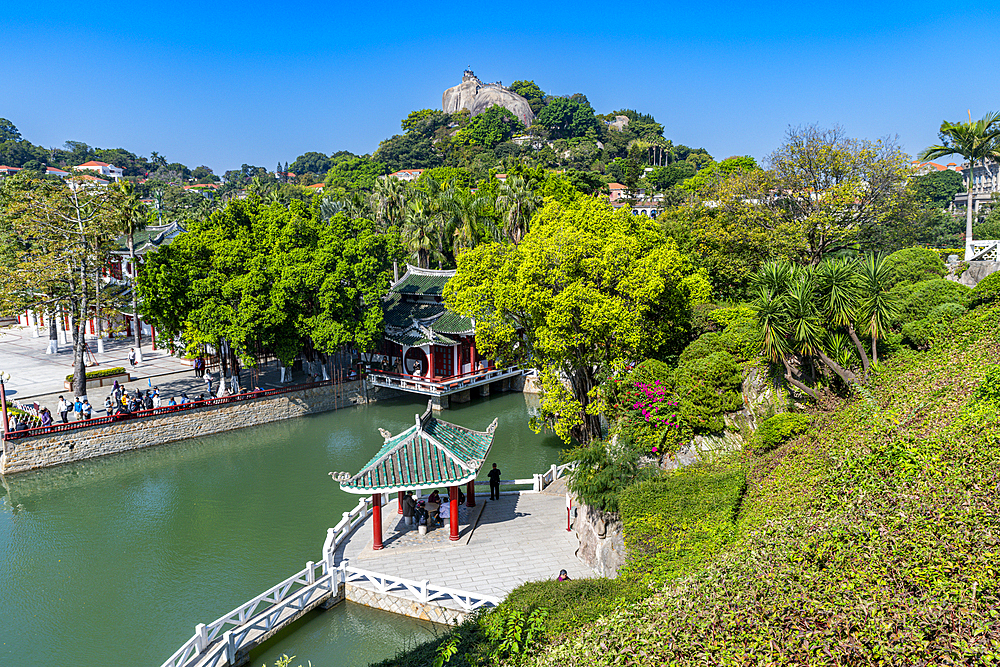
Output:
[
  {"xmin": 487, "ymin": 463, "xmax": 502, "ymax": 500},
  {"xmin": 402, "ymin": 492, "xmax": 416, "ymax": 527}
]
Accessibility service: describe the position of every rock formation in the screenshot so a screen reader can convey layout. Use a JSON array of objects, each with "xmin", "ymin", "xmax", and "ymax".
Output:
[{"xmin": 442, "ymin": 70, "xmax": 535, "ymax": 126}]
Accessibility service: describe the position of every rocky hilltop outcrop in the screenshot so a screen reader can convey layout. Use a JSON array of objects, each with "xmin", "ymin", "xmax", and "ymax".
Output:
[{"xmin": 442, "ymin": 70, "xmax": 535, "ymax": 125}]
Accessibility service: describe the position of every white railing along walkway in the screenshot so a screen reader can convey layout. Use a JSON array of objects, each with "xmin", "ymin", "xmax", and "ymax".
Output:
[
  {"xmin": 366, "ymin": 366, "xmax": 523, "ymax": 396},
  {"xmin": 159, "ymin": 461, "xmax": 576, "ymax": 667},
  {"xmin": 968, "ymin": 240, "xmax": 1000, "ymax": 261}
]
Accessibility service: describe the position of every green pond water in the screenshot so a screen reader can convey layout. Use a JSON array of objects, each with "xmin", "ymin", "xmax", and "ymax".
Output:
[{"xmin": 0, "ymin": 391, "xmax": 563, "ymax": 667}]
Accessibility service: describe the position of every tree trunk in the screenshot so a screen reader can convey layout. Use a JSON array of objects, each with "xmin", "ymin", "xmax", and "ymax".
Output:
[
  {"xmin": 846, "ymin": 324, "xmax": 871, "ymax": 375},
  {"xmin": 570, "ymin": 366, "xmax": 602, "ymax": 442},
  {"xmin": 967, "ymin": 162, "xmax": 976, "ymax": 259},
  {"xmin": 47, "ymin": 309, "xmax": 58, "ymax": 353},
  {"xmin": 71, "ymin": 279, "xmax": 89, "ymax": 399},
  {"xmin": 129, "ymin": 233, "xmax": 143, "ymax": 363},
  {"xmin": 816, "ymin": 350, "xmax": 857, "ymax": 385},
  {"xmin": 781, "ymin": 358, "xmax": 819, "ymax": 401},
  {"xmin": 872, "ymin": 333, "xmax": 878, "ymax": 366}
]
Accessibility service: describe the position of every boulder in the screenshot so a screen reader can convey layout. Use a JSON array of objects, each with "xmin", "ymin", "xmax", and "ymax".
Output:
[{"xmin": 442, "ymin": 70, "xmax": 534, "ymax": 126}]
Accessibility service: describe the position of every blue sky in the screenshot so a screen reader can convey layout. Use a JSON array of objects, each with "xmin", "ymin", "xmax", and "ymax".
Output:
[{"xmin": 2, "ymin": 1, "xmax": 997, "ymax": 174}]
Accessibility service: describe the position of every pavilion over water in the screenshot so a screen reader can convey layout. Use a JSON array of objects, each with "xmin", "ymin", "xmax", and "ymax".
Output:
[
  {"xmin": 336, "ymin": 401, "xmax": 497, "ymax": 548},
  {"xmin": 366, "ymin": 265, "xmax": 523, "ymax": 408}
]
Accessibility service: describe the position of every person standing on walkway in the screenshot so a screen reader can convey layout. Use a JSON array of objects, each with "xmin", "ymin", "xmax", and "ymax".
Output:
[
  {"xmin": 152, "ymin": 390, "xmax": 161, "ymax": 409},
  {"xmin": 205, "ymin": 372, "xmax": 213, "ymax": 396},
  {"xmin": 57, "ymin": 396, "xmax": 69, "ymax": 424},
  {"xmin": 82, "ymin": 399, "xmax": 93, "ymax": 419},
  {"xmin": 73, "ymin": 397, "xmax": 83, "ymax": 421},
  {"xmin": 402, "ymin": 492, "xmax": 416, "ymax": 526},
  {"xmin": 40, "ymin": 408, "xmax": 53, "ymax": 430},
  {"xmin": 488, "ymin": 463, "xmax": 502, "ymax": 500},
  {"xmin": 128, "ymin": 348, "xmax": 137, "ymax": 368},
  {"xmin": 194, "ymin": 356, "xmax": 204, "ymax": 378},
  {"xmin": 104, "ymin": 396, "xmax": 112, "ymax": 416}
]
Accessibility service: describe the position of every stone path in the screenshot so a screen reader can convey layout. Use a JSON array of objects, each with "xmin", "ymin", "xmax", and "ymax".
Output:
[
  {"xmin": 336, "ymin": 492, "xmax": 595, "ymax": 598},
  {"xmin": 0, "ymin": 325, "xmax": 350, "ymax": 424}
]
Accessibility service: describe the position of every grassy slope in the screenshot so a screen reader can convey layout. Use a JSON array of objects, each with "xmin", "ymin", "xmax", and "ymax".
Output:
[{"xmin": 528, "ymin": 304, "xmax": 1000, "ymax": 666}]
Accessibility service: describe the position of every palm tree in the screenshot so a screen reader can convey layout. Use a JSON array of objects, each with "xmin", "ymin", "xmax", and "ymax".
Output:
[
  {"xmin": 400, "ymin": 198, "xmax": 444, "ymax": 269},
  {"xmin": 495, "ymin": 175, "xmax": 540, "ymax": 245},
  {"xmin": 369, "ymin": 177, "xmax": 409, "ymax": 232},
  {"xmin": 918, "ymin": 111, "xmax": 1000, "ymax": 258},
  {"xmin": 815, "ymin": 257, "xmax": 870, "ymax": 374},
  {"xmin": 856, "ymin": 254, "xmax": 899, "ymax": 365},
  {"xmin": 441, "ymin": 186, "xmax": 489, "ymax": 254},
  {"xmin": 114, "ymin": 180, "xmax": 148, "ymax": 363}
]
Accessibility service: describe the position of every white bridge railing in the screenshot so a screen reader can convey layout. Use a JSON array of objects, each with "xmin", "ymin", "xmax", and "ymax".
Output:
[
  {"xmin": 343, "ymin": 565, "xmax": 500, "ymax": 613},
  {"xmin": 366, "ymin": 366, "xmax": 523, "ymax": 396},
  {"xmin": 968, "ymin": 240, "xmax": 1000, "ymax": 261},
  {"xmin": 159, "ymin": 462, "xmax": 575, "ymax": 667}
]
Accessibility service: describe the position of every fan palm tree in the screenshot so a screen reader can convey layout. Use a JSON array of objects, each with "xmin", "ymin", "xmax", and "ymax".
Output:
[
  {"xmin": 495, "ymin": 175, "xmax": 540, "ymax": 245},
  {"xmin": 441, "ymin": 186, "xmax": 489, "ymax": 254},
  {"xmin": 369, "ymin": 177, "xmax": 409, "ymax": 232},
  {"xmin": 400, "ymin": 197, "xmax": 445, "ymax": 269},
  {"xmin": 918, "ymin": 111, "xmax": 1000, "ymax": 258},
  {"xmin": 113, "ymin": 180, "xmax": 148, "ymax": 363}
]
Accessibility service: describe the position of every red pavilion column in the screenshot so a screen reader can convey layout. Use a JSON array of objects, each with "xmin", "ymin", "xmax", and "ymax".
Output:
[
  {"xmin": 398, "ymin": 491, "xmax": 404, "ymax": 514},
  {"xmin": 372, "ymin": 493, "xmax": 383, "ymax": 550},
  {"xmin": 448, "ymin": 485, "xmax": 460, "ymax": 541},
  {"xmin": 466, "ymin": 480, "xmax": 476, "ymax": 508},
  {"xmin": 470, "ymin": 340, "xmax": 477, "ymax": 372},
  {"xmin": 427, "ymin": 346, "xmax": 435, "ymax": 379}
]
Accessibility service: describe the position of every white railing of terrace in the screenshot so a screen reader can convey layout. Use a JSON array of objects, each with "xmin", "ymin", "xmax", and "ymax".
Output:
[
  {"xmin": 968, "ymin": 240, "xmax": 1000, "ymax": 261},
  {"xmin": 160, "ymin": 462, "xmax": 575, "ymax": 667},
  {"xmin": 366, "ymin": 366, "xmax": 523, "ymax": 396},
  {"xmin": 343, "ymin": 564, "xmax": 500, "ymax": 613},
  {"xmin": 160, "ymin": 560, "xmax": 337, "ymax": 667}
]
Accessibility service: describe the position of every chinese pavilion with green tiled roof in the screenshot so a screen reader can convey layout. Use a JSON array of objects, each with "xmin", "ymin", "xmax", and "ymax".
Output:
[
  {"xmin": 336, "ymin": 400, "xmax": 498, "ymax": 547},
  {"xmin": 367, "ymin": 265, "xmax": 523, "ymax": 408}
]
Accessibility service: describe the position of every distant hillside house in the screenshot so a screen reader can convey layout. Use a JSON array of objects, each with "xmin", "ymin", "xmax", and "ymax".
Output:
[
  {"xmin": 387, "ymin": 169, "xmax": 425, "ymax": 182},
  {"xmin": 366, "ymin": 265, "xmax": 523, "ymax": 408},
  {"xmin": 911, "ymin": 160, "xmax": 960, "ymax": 176},
  {"xmin": 46, "ymin": 166, "xmax": 69, "ymax": 178},
  {"xmin": 67, "ymin": 173, "xmax": 110, "ymax": 190},
  {"xmin": 306, "ymin": 183, "xmax": 324, "ymax": 192},
  {"xmin": 73, "ymin": 160, "xmax": 124, "ymax": 181}
]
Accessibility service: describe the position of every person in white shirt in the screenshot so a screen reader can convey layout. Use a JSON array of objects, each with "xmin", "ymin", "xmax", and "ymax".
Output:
[{"xmin": 57, "ymin": 396, "xmax": 69, "ymax": 423}]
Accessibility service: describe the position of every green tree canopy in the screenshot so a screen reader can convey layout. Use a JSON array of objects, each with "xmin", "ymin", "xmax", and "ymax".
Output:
[
  {"xmin": 454, "ymin": 106, "xmax": 526, "ymax": 149},
  {"xmin": 535, "ymin": 97, "xmax": 601, "ymax": 140},
  {"xmin": 323, "ymin": 156, "xmax": 387, "ymax": 191},
  {"xmin": 444, "ymin": 195, "xmax": 710, "ymax": 442},
  {"xmin": 911, "ymin": 169, "xmax": 964, "ymax": 208},
  {"xmin": 509, "ymin": 80, "xmax": 546, "ymax": 115},
  {"xmin": 289, "ymin": 151, "xmax": 333, "ymax": 177}
]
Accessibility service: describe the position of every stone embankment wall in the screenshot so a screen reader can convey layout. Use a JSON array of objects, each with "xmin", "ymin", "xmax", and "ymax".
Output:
[
  {"xmin": 573, "ymin": 503, "xmax": 626, "ymax": 577},
  {"xmin": 946, "ymin": 260, "xmax": 1000, "ymax": 288},
  {"xmin": 1, "ymin": 381, "xmax": 374, "ymax": 476},
  {"xmin": 574, "ymin": 363, "xmax": 783, "ymax": 576}
]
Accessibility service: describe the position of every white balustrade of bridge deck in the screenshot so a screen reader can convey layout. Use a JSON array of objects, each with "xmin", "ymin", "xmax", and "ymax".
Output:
[{"xmin": 160, "ymin": 462, "xmax": 584, "ymax": 667}]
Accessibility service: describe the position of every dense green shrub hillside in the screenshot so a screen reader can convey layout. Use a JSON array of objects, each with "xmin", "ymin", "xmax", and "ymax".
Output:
[{"xmin": 526, "ymin": 304, "xmax": 1000, "ymax": 666}]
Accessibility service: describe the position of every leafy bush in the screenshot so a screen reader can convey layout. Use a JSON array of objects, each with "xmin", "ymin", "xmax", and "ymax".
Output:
[
  {"xmin": 901, "ymin": 302, "xmax": 967, "ymax": 350},
  {"xmin": 562, "ymin": 439, "xmax": 657, "ymax": 513},
  {"xmin": 884, "ymin": 246, "xmax": 946, "ymax": 288},
  {"xmin": 615, "ymin": 360, "xmax": 677, "ymax": 453},
  {"xmin": 64, "ymin": 366, "xmax": 128, "ymax": 382},
  {"xmin": 891, "ymin": 279, "xmax": 972, "ymax": 324},
  {"xmin": 934, "ymin": 247, "xmax": 966, "ymax": 263},
  {"xmin": 971, "ymin": 270, "xmax": 1000, "ymax": 307},
  {"xmin": 618, "ymin": 458, "xmax": 746, "ymax": 586},
  {"xmin": 674, "ymin": 351, "xmax": 742, "ymax": 433},
  {"xmin": 973, "ymin": 364, "xmax": 1000, "ymax": 407},
  {"xmin": 750, "ymin": 412, "xmax": 811, "ymax": 454},
  {"xmin": 677, "ymin": 331, "xmax": 730, "ymax": 365}
]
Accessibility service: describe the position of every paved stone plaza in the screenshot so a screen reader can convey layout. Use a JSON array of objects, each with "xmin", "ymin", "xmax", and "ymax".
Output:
[
  {"xmin": 336, "ymin": 491, "xmax": 596, "ymax": 598},
  {"xmin": 0, "ymin": 324, "xmax": 328, "ymax": 420}
]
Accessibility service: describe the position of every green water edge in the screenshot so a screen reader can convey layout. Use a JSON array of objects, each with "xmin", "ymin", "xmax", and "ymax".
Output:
[{"xmin": 0, "ymin": 391, "xmax": 562, "ymax": 667}]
